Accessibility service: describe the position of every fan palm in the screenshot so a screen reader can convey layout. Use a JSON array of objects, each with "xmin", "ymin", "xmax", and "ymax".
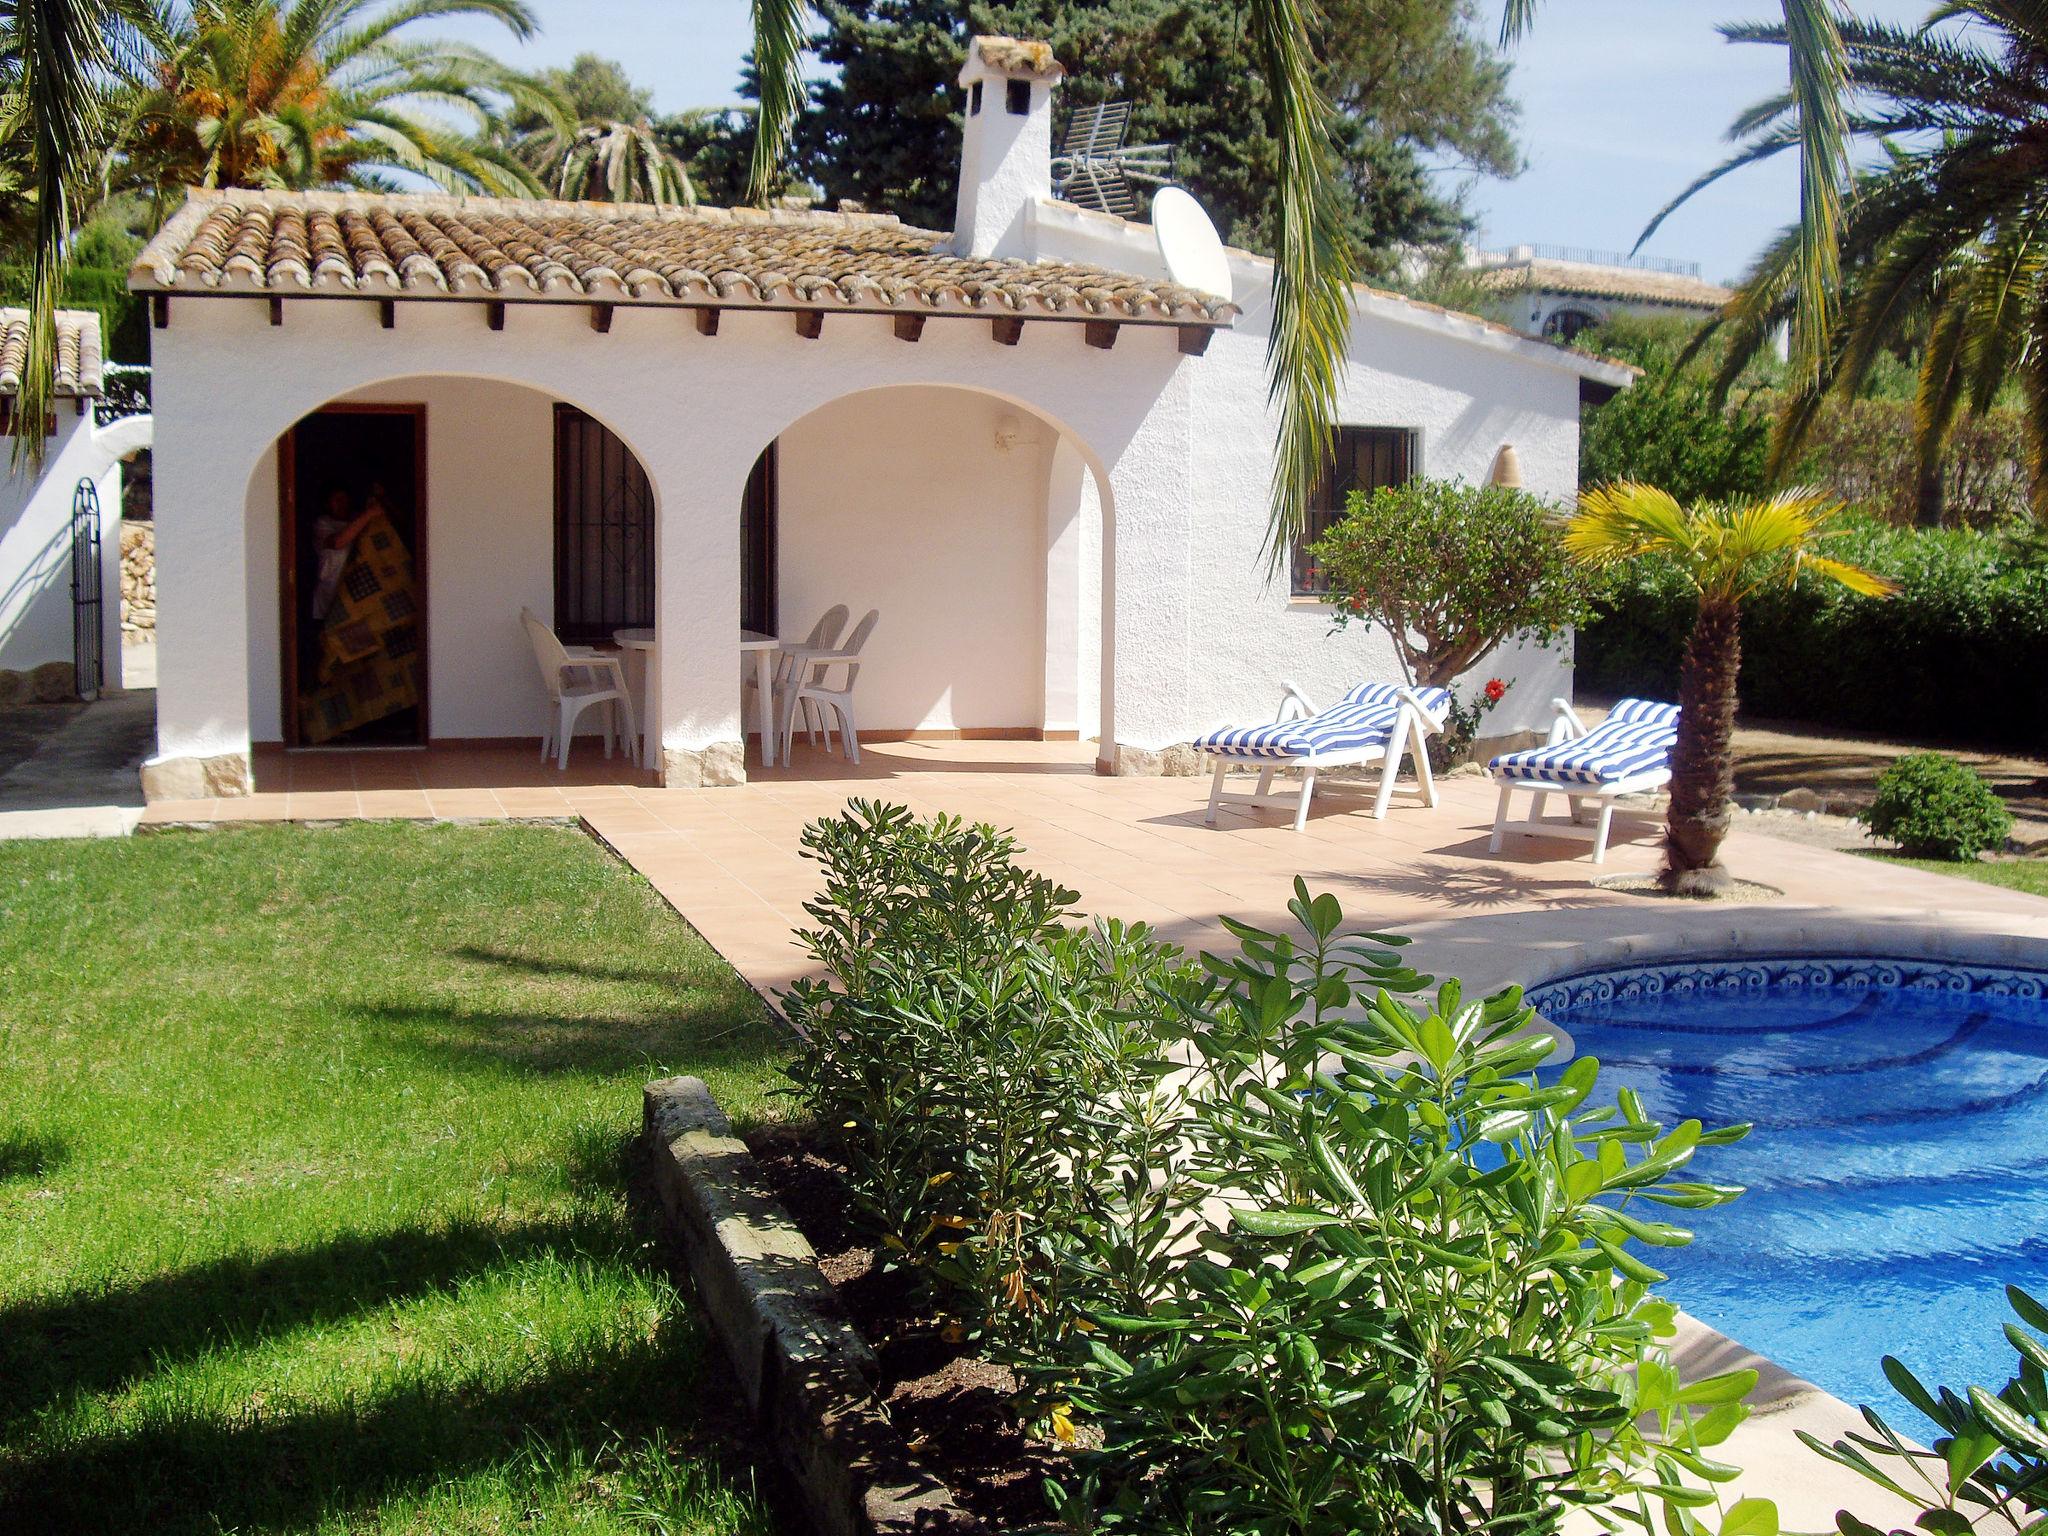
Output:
[
  {"xmin": 1643, "ymin": 5, "xmax": 2048, "ymax": 525},
  {"xmin": 117, "ymin": 0, "xmax": 556, "ymax": 201},
  {"xmin": 1565, "ymin": 482, "xmax": 1894, "ymax": 892}
]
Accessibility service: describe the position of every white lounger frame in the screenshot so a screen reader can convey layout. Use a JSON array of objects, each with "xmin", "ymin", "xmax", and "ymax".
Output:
[
  {"xmin": 1202, "ymin": 683, "xmax": 1445, "ymax": 833},
  {"xmin": 1488, "ymin": 698, "xmax": 1670, "ymax": 864}
]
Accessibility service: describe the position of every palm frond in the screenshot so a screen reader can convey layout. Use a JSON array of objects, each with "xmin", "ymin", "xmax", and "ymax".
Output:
[
  {"xmin": 1247, "ymin": 0, "xmax": 1353, "ymax": 572},
  {"xmin": 12, "ymin": 0, "xmax": 118, "ymax": 472},
  {"xmin": 747, "ymin": 0, "xmax": 806, "ymax": 206}
]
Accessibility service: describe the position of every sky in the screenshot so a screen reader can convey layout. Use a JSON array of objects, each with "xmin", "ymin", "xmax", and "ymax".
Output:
[{"xmin": 437, "ymin": 0, "xmax": 1935, "ymax": 286}]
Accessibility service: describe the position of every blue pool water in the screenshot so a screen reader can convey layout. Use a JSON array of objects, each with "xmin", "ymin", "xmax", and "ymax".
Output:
[{"xmin": 1529, "ymin": 957, "xmax": 2048, "ymax": 1427}]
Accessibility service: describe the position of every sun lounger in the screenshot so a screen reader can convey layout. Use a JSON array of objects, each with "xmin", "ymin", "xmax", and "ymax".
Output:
[
  {"xmin": 1487, "ymin": 697, "xmax": 1681, "ymax": 863},
  {"xmin": 1195, "ymin": 681, "xmax": 1452, "ymax": 832}
]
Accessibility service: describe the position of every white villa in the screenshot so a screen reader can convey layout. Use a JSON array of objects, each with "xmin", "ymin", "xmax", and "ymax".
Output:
[
  {"xmin": 1472, "ymin": 243, "xmax": 1734, "ymax": 344},
  {"xmin": 130, "ymin": 37, "xmax": 1630, "ymax": 800}
]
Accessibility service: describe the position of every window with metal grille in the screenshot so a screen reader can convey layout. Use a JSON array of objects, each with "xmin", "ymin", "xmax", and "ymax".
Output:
[
  {"xmin": 1292, "ymin": 426, "xmax": 1416, "ymax": 596},
  {"xmin": 553, "ymin": 406, "xmax": 654, "ymax": 642}
]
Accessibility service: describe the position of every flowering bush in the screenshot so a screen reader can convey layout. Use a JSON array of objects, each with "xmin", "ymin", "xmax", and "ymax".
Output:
[
  {"xmin": 1430, "ymin": 676, "xmax": 1511, "ymax": 769},
  {"xmin": 1309, "ymin": 479, "xmax": 1606, "ymax": 688}
]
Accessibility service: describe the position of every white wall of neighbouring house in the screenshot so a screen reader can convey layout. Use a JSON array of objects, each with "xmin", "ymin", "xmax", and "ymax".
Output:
[
  {"xmin": 241, "ymin": 375, "xmax": 559, "ymax": 742},
  {"xmin": 777, "ymin": 386, "xmax": 1059, "ymax": 735},
  {"xmin": 0, "ymin": 407, "xmax": 129, "ymax": 687}
]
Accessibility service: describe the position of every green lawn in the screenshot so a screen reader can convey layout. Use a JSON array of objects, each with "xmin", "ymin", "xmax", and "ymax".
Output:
[
  {"xmin": 1868, "ymin": 852, "xmax": 2048, "ymax": 897},
  {"xmin": 0, "ymin": 822, "xmax": 791, "ymax": 1535}
]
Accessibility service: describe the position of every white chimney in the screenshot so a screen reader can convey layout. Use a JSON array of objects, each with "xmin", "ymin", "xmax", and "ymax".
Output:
[{"xmin": 952, "ymin": 36, "xmax": 1064, "ymax": 260}]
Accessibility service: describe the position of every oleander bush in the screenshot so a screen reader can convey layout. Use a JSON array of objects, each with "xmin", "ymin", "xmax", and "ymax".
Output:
[
  {"xmin": 1577, "ymin": 518, "xmax": 2048, "ymax": 748},
  {"xmin": 1804, "ymin": 1287, "xmax": 2048, "ymax": 1536},
  {"xmin": 1858, "ymin": 753, "xmax": 2014, "ymax": 861},
  {"xmin": 781, "ymin": 803, "xmax": 1772, "ymax": 1536}
]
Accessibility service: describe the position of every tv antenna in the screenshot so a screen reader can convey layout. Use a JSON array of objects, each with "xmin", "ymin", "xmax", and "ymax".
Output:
[{"xmin": 1051, "ymin": 102, "xmax": 1173, "ymax": 218}]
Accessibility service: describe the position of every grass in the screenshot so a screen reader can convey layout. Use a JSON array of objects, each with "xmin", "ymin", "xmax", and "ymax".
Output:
[
  {"xmin": 1867, "ymin": 852, "xmax": 2048, "ymax": 898},
  {"xmin": 0, "ymin": 821, "xmax": 792, "ymax": 1534}
]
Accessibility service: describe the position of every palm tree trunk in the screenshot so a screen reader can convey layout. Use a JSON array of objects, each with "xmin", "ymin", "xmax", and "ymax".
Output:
[
  {"xmin": 1914, "ymin": 458, "xmax": 1945, "ymax": 528},
  {"xmin": 1663, "ymin": 597, "xmax": 1742, "ymax": 893}
]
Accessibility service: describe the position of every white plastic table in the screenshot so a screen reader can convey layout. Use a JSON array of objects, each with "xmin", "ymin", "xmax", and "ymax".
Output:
[{"xmin": 613, "ymin": 627, "xmax": 786, "ymax": 770}]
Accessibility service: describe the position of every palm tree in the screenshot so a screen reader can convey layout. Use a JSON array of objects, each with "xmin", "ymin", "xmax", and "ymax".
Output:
[
  {"xmin": 1565, "ymin": 482, "xmax": 1894, "ymax": 893},
  {"xmin": 553, "ymin": 117, "xmax": 693, "ymax": 206},
  {"xmin": 1642, "ymin": 5, "xmax": 2048, "ymax": 525},
  {"xmin": 9, "ymin": 0, "xmax": 1853, "ymax": 507},
  {"xmin": 117, "ymin": 0, "xmax": 555, "ymax": 203}
]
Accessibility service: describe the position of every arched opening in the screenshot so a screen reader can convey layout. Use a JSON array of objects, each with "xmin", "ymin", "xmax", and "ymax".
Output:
[
  {"xmin": 744, "ymin": 383, "xmax": 1110, "ymax": 766},
  {"xmin": 246, "ymin": 375, "xmax": 658, "ymax": 756},
  {"xmin": 1542, "ymin": 306, "xmax": 1602, "ymax": 343}
]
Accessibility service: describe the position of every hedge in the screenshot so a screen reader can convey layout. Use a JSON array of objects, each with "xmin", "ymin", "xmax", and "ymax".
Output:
[{"xmin": 1576, "ymin": 520, "xmax": 2048, "ymax": 748}]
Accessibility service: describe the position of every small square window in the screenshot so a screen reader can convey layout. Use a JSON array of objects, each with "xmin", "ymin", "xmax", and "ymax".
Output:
[
  {"xmin": 1006, "ymin": 78, "xmax": 1032, "ymax": 114},
  {"xmin": 1292, "ymin": 427, "xmax": 1417, "ymax": 596},
  {"xmin": 969, "ymin": 80, "xmax": 983, "ymax": 115}
]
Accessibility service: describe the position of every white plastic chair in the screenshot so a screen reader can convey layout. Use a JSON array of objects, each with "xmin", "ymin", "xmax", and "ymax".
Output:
[
  {"xmin": 747, "ymin": 605, "xmax": 847, "ymax": 752},
  {"xmin": 780, "ymin": 608, "xmax": 879, "ymax": 763},
  {"xmin": 521, "ymin": 608, "xmax": 636, "ymax": 770}
]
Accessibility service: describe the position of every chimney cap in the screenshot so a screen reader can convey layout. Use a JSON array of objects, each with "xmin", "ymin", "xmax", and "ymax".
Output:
[{"xmin": 961, "ymin": 35, "xmax": 1063, "ymax": 83}]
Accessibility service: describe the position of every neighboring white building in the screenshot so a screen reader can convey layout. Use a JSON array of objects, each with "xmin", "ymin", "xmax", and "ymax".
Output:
[
  {"xmin": 128, "ymin": 37, "xmax": 1630, "ymax": 799},
  {"xmin": 0, "ymin": 309, "xmax": 144, "ymax": 697},
  {"xmin": 1473, "ymin": 244, "xmax": 1733, "ymax": 343}
]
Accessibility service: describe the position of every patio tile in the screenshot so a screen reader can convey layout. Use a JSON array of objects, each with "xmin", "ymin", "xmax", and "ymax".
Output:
[
  {"xmin": 285, "ymin": 791, "xmax": 362, "ymax": 820},
  {"xmin": 422, "ymin": 789, "xmax": 506, "ymax": 818},
  {"xmin": 355, "ymin": 789, "xmax": 435, "ymax": 819}
]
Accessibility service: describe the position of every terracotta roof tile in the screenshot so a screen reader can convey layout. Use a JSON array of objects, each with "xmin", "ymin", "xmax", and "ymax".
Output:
[
  {"xmin": 972, "ymin": 35, "xmax": 1061, "ymax": 76},
  {"xmin": 130, "ymin": 188, "xmax": 1238, "ymax": 326},
  {"xmin": 1480, "ymin": 258, "xmax": 1733, "ymax": 310},
  {"xmin": 0, "ymin": 308, "xmax": 104, "ymax": 397}
]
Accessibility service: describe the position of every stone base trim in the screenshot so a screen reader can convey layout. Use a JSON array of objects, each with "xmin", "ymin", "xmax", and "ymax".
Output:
[
  {"xmin": 141, "ymin": 751, "xmax": 252, "ymax": 801},
  {"xmin": 661, "ymin": 741, "xmax": 745, "ymax": 788},
  {"xmin": 640, "ymin": 1077, "xmax": 985, "ymax": 1536},
  {"xmin": 1110, "ymin": 741, "xmax": 1203, "ymax": 776}
]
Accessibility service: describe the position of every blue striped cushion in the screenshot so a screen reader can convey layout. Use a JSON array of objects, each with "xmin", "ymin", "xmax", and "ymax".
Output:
[
  {"xmin": 1489, "ymin": 698, "xmax": 1680, "ymax": 787},
  {"xmin": 1196, "ymin": 683, "xmax": 1452, "ymax": 761}
]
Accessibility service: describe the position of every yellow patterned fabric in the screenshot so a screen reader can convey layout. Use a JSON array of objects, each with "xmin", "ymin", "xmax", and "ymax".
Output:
[{"xmin": 300, "ymin": 511, "xmax": 420, "ymax": 744}]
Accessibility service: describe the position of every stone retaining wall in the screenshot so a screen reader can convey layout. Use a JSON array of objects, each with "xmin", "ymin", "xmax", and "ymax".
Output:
[{"xmin": 121, "ymin": 522, "xmax": 154, "ymax": 638}]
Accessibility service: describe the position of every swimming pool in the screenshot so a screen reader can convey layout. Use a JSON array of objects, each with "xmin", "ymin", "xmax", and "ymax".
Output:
[{"xmin": 1528, "ymin": 956, "xmax": 2048, "ymax": 1428}]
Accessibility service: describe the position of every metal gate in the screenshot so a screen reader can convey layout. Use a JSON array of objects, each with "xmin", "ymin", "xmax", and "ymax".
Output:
[{"xmin": 70, "ymin": 477, "xmax": 103, "ymax": 701}]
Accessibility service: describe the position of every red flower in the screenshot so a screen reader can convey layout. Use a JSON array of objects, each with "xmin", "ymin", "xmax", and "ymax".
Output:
[{"xmin": 1483, "ymin": 678, "xmax": 1507, "ymax": 704}]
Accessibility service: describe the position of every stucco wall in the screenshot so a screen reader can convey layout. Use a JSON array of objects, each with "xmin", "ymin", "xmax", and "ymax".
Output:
[
  {"xmin": 778, "ymin": 387, "xmax": 1053, "ymax": 733},
  {"xmin": 241, "ymin": 376, "xmax": 557, "ymax": 742},
  {"xmin": 0, "ymin": 409, "xmax": 128, "ymax": 686}
]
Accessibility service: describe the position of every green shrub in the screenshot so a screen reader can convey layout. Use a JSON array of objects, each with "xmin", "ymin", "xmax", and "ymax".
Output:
[
  {"xmin": 1308, "ymin": 478, "xmax": 1605, "ymax": 687},
  {"xmin": 1576, "ymin": 316, "xmax": 1773, "ymax": 507},
  {"xmin": 782, "ymin": 807, "xmax": 1769, "ymax": 1536},
  {"xmin": 1805, "ymin": 1286, "xmax": 2048, "ymax": 1536},
  {"xmin": 781, "ymin": 800, "xmax": 1197, "ymax": 1350},
  {"xmin": 1576, "ymin": 518, "xmax": 2048, "ymax": 748},
  {"xmin": 1858, "ymin": 753, "xmax": 2014, "ymax": 860}
]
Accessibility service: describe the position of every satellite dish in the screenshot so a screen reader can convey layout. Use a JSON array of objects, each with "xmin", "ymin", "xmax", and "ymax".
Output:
[{"xmin": 1152, "ymin": 186, "xmax": 1232, "ymax": 302}]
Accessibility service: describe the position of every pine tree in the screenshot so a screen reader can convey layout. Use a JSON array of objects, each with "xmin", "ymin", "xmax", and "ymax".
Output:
[{"xmin": 785, "ymin": 0, "xmax": 1520, "ymax": 267}]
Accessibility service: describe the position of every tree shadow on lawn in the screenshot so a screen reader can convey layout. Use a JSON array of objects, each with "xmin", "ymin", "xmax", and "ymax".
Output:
[
  {"xmin": 0, "ymin": 1312, "xmax": 770, "ymax": 1535},
  {"xmin": 0, "ymin": 1210, "xmax": 629, "ymax": 1430},
  {"xmin": 0, "ymin": 1128, "xmax": 68, "ymax": 1181},
  {"xmin": 370, "ymin": 1001, "xmax": 785, "ymax": 1078}
]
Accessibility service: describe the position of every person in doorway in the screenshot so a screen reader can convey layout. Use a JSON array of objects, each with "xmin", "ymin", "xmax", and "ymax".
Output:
[{"xmin": 310, "ymin": 488, "xmax": 381, "ymax": 620}]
